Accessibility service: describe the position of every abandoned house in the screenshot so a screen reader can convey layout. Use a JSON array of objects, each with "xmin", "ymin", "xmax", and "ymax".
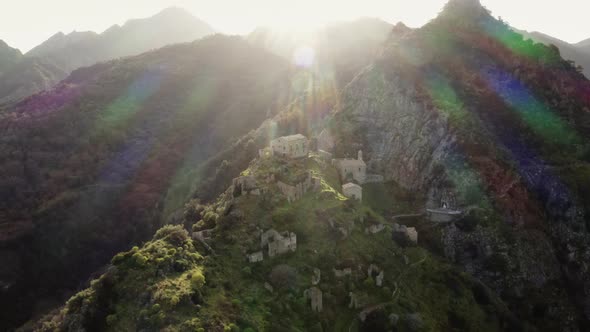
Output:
[
  {"xmin": 365, "ymin": 223, "xmax": 385, "ymax": 234},
  {"xmin": 342, "ymin": 182, "xmax": 362, "ymax": 201},
  {"xmin": 277, "ymin": 171, "xmax": 321, "ymax": 203},
  {"xmin": 270, "ymin": 134, "xmax": 309, "ymax": 158},
  {"xmin": 260, "ymin": 229, "xmax": 297, "ymax": 257},
  {"xmin": 247, "ymin": 251, "xmax": 264, "ymax": 263},
  {"xmin": 333, "ymin": 267, "xmax": 352, "ymax": 278},
  {"xmin": 392, "ymin": 223, "xmax": 418, "ymax": 246},
  {"xmin": 333, "ymin": 150, "xmax": 366, "ymax": 184}
]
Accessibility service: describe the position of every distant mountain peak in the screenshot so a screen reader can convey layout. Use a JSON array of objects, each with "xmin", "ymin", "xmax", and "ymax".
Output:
[
  {"xmin": 0, "ymin": 39, "xmax": 23, "ymax": 62},
  {"xmin": 438, "ymin": 0, "xmax": 490, "ymax": 22},
  {"xmin": 155, "ymin": 6, "xmax": 193, "ymax": 16},
  {"xmin": 392, "ymin": 22, "xmax": 411, "ymax": 34}
]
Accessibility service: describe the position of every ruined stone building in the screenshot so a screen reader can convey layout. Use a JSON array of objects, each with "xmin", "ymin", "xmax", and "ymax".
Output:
[
  {"xmin": 343, "ymin": 182, "xmax": 362, "ymax": 201},
  {"xmin": 333, "ymin": 150, "xmax": 366, "ymax": 184},
  {"xmin": 365, "ymin": 223, "xmax": 385, "ymax": 234},
  {"xmin": 304, "ymin": 287, "xmax": 323, "ymax": 312},
  {"xmin": 277, "ymin": 171, "xmax": 321, "ymax": 203},
  {"xmin": 260, "ymin": 229, "xmax": 297, "ymax": 257},
  {"xmin": 392, "ymin": 224, "xmax": 418, "ymax": 246},
  {"xmin": 247, "ymin": 251, "xmax": 264, "ymax": 263},
  {"xmin": 232, "ymin": 176, "xmax": 261, "ymax": 196},
  {"xmin": 270, "ymin": 134, "xmax": 309, "ymax": 158}
]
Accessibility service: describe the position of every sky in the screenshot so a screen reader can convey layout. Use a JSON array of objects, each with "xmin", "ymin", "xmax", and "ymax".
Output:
[{"xmin": 1, "ymin": 0, "xmax": 589, "ymax": 53}]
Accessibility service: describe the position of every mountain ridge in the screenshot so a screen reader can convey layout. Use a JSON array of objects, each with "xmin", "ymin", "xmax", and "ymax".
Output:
[{"xmin": 0, "ymin": 7, "xmax": 215, "ymax": 104}]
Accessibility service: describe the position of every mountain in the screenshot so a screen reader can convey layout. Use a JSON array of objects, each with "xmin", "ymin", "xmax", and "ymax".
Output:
[
  {"xmin": 26, "ymin": 7, "xmax": 215, "ymax": 72},
  {"xmin": 327, "ymin": 0, "xmax": 590, "ymax": 329},
  {"xmin": 0, "ymin": 35, "xmax": 292, "ymax": 330},
  {"xmin": 0, "ymin": 7, "xmax": 215, "ymax": 104},
  {"xmin": 0, "ymin": 40, "xmax": 23, "ymax": 74},
  {"xmin": 520, "ymin": 30, "xmax": 590, "ymax": 77},
  {"xmin": 575, "ymin": 37, "xmax": 590, "ymax": 52},
  {"xmin": 9, "ymin": 0, "xmax": 590, "ymax": 330}
]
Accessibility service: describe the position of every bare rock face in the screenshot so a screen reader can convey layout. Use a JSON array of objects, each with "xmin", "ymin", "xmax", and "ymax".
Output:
[{"xmin": 333, "ymin": 65, "xmax": 455, "ymax": 194}]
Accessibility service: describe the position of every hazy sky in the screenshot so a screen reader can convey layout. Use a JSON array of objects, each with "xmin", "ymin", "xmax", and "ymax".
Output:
[{"xmin": 2, "ymin": 0, "xmax": 590, "ymax": 53}]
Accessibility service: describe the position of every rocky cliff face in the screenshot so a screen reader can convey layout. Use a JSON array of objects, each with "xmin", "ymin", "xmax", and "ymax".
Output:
[
  {"xmin": 327, "ymin": 0, "xmax": 590, "ymax": 329},
  {"xmin": 333, "ymin": 65, "xmax": 455, "ymax": 193}
]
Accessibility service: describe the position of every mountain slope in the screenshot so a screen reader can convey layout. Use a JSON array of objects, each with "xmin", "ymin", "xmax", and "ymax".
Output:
[
  {"xmin": 26, "ymin": 7, "xmax": 215, "ymax": 72},
  {"xmin": 31, "ymin": 153, "xmax": 521, "ymax": 332},
  {"xmin": 325, "ymin": 0, "xmax": 590, "ymax": 329},
  {"xmin": 0, "ymin": 35, "xmax": 291, "ymax": 330},
  {"xmin": 0, "ymin": 40, "xmax": 23, "ymax": 74},
  {"xmin": 575, "ymin": 37, "xmax": 590, "ymax": 53},
  {"xmin": 522, "ymin": 30, "xmax": 590, "ymax": 77},
  {"xmin": 0, "ymin": 8, "xmax": 215, "ymax": 103}
]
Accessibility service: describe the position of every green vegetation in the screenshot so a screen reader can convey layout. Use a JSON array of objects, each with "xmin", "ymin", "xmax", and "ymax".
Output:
[{"xmin": 36, "ymin": 153, "xmax": 517, "ymax": 331}]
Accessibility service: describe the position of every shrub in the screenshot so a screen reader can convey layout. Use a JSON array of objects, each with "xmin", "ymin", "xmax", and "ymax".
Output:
[
  {"xmin": 153, "ymin": 225, "xmax": 190, "ymax": 246},
  {"xmin": 111, "ymin": 252, "xmax": 127, "ymax": 265},
  {"xmin": 270, "ymin": 264, "xmax": 298, "ymax": 290},
  {"xmin": 133, "ymin": 253, "xmax": 148, "ymax": 267},
  {"xmin": 224, "ymin": 323, "xmax": 240, "ymax": 332},
  {"xmin": 190, "ymin": 271, "xmax": 206, "ymax": 290}
]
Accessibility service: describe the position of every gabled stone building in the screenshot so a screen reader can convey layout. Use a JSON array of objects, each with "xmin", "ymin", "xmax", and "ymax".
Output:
[
  {"xmin": 270, "ymin": 134, "xmax": 309, "ymax": 158},
  {"xmin": 260, "ymin": 229, "xmax": 297, "ymax": 257},
  {"xmin": 333, "ymin": 150, "xmax": 366, "ymax": 184}
]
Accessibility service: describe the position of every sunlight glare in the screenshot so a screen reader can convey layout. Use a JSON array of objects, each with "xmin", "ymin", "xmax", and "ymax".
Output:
[{"xmin": 293, "ymin": 46, "xmax": 315, "ymax": 68}]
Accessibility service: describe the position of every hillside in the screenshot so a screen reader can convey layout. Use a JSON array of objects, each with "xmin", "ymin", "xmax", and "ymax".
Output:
[
  {"xmin": 522, "ymin": 30, "xmax": 590, "ymax": 78},
  {"xmin": 0, "ymin": 40, "xmax": 23, "ymax": 74},
  {"xmin": 6, "ymin": 0, "xmax": 590, "ymax": 331},
  {"xmin": 30, "ymin": 152, "xmax": 522, "ymax": 331},
  {"xmin": 324, "ymin": 0, "xmax": 590, "ymax": 329},
  {"xmin": 26, "ymin": 7, "xmax": 215, "ymax": 72},
  {"xmin": 0, "ymin": 7, "xmax": 215, "ymax": 103},
  {"xmin": 0, "ymin": 35, "xmax": 292, "ymax": 330}
]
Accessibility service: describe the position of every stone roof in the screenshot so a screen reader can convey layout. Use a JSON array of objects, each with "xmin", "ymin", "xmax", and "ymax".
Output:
[
  {"xmin": 342, "ymin": 183, "xmax": 361, "ymax": 190},
  {"xmin": 334, "ymin": 158, "xmax": 366, "ymax": 167},
  {"xmin": 275, "ymin": 134, "xmax": 307, "ymax": 142}
]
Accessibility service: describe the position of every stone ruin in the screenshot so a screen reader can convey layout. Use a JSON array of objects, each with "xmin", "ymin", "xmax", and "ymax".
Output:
[
  {"xmin": 270, "ymin": 134, "xmax": 309, "ymax": 159},
  {"xmin": 342, "ymin": 182, "xmax": 362, "ymax": 201},
  {"xmin": 232, "ymin": 175, "xmax": 261, "ymax": 196},
  {"xmin": 247, "ymin": 251, "xmax": 264, "ymax": 263},
  {"xmin": 333, "ymin": 150, "xmax": 366, "ymax": 184},
  {"xmin": 391, "ymin": 223, "xmax": 418, "ymax": 246},
  {"xmin": 368, "ymin": 264, "xmax": 384, "ymax": 287},
  {"xmin": 276, "ymin": 171, "xmax": 321, "ymax": 203},
  {"xmin": 304, "ymin": 287, "xmax": 323, "ymax": 312},
  {"xmin": 192, "ymin": 229, "xmax": 213, "ymax": 241},
  {"xmin": 312, "ymin": 268, "xmax": 321, "ymax": 285},
  {"xmin": 261, "ymin": 229, "xmax": 297, "ymax": 257},
  {"xmin": 365, "ymin": 223, "xmax": 385, "ymax": 234},
  {"xmin": 333, "ymin": 267, "xmax": 352, "ymax": 278}
]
